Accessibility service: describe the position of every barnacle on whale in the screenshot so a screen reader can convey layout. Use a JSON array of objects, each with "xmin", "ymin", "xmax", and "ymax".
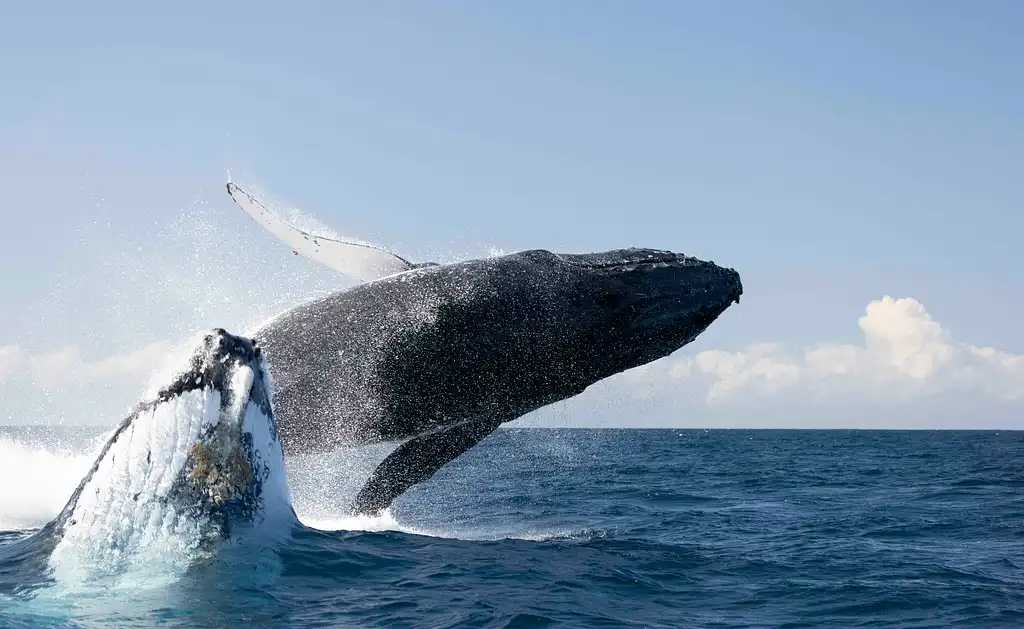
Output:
[{"xmin": 187, "ymin": 424, "xmax": 255, "ymax": 505}]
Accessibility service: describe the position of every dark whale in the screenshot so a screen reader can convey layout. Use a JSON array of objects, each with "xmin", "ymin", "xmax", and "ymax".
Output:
[{"xmin": 255, "ymin": 247, "xmax": 742, "ymax": 515}]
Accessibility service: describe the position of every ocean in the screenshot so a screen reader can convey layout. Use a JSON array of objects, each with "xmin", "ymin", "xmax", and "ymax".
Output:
[{"xmin": 0, "ymin": 427, "xmax": 1020, "ymax": 628}]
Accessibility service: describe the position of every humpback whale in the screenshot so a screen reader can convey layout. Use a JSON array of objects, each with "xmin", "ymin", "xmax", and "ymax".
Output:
[
  {"xmin": 256, "ymin": 248, "xmax": 742, "ymax": 514},
  {"xmin": 3, "ymin": 328, "xmax": 293, "ymax": 589},
  {"xmin": 228, "ymin": 183, "xmax": 742, "ymax": 515}
]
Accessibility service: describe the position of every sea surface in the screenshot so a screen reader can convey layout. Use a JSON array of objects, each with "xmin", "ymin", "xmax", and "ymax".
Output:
[{"xmin": 0, "ymin": 428, "xmax": 1021, "ymax": 628}]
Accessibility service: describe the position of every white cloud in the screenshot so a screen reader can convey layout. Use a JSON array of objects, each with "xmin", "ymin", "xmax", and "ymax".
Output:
[
  {"xmin": 0, "ymin": 345, "xmax": 27, "ymax": 382},
  {"xmin": 0, "ymin": 342, "xmax": 172, "ymax": 391},
  {"xmin": 630, "ymin": 296, "xmax": 1024, "ymax": 407}
]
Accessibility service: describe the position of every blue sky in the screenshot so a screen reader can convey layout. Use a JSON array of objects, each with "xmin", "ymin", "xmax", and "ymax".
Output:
[{"xmin": 1, "ymin": 1, "xmax": 1021, "ymax": 427}]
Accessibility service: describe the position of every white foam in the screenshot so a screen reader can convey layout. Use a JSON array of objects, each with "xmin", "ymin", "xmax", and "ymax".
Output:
[
  {"xmin": 0, "ymin": 432, "xmax": 594, "ymax": 549},
  {"xmin": 300, "ymin": 510, "xmax": 409, "ymax": 533},
  {"xmin": 297, "ymin": 509, "xmax": 595, "ymax": 542},
  {"xmin": 0, "ymin": 436, "xmax": 107, "ymax": 531}
]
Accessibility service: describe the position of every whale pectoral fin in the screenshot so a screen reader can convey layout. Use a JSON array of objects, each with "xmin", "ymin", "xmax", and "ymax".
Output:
[
  {"xmin": 226, "ymin": 182, "xmax": 419, "ymax": 282},
  {"xmin": 351, "ymin": 418, "xmax": 502, "ymax": 515}
]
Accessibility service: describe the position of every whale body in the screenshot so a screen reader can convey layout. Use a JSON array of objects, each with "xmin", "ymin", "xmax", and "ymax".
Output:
[{"xmin": 256, "ymin": 247, "xmax": 742, "ymax": 514}]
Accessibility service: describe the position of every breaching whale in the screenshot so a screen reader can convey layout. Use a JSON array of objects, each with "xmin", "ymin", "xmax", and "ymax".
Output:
[
  {"xmin": 2, "ymin": 328, "xmax": 293, "ymax": 590},
  {"xmin": 228, "ymin": 183, "xmax": 742, "ymax": 515}
]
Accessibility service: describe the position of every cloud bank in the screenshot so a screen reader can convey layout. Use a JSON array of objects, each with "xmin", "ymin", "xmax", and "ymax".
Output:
[
  {"xmin": 576, "ymin": 296, "xmax": 1024, "ymax": 428},
  {"xmin": 642, "ymin": 296, "xmax": 1023, "ymax": 405},
  {"xmin": 1, "ymin": 296, "xmax": 1021, "ymax": 427},
  {"xmin": 0, "ymin": 342, "xmax": 172, "ymax": 391}
]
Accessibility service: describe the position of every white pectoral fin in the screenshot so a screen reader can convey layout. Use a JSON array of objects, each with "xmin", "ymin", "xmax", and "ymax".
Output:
[{"xmin": 226, "ymin": 182, "xmax": 416, "ymax": 283}]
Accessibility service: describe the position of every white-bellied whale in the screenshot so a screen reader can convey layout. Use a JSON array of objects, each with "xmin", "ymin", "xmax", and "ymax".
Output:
[{"xmin": 2, "ymin": 328, "xmax": 293, "ymax": 591}]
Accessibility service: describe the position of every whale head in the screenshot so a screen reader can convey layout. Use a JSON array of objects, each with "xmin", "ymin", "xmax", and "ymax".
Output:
[
  {"xmin": 39, "ymin": 328, "xmax": 292, "ymax": 587},
  {"xmin": 549, "ymin": 247, "xmax": 742, "ymax": 383}
]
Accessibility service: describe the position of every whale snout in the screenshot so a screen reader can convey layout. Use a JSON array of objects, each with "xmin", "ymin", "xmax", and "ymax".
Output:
[
  {"xmin": 574, "ymin": 248, "xmax": 741, "ymax": 311},
  {"xmin": 560, "ymin": 247, "xmax": 742, "ymax": 373},
  {"xmin": 631, "ymin": 260, "xmax": 740, "ymax": 333},
  {"xmin": 719, "ymin": 264, "xmax": 743, "ymax": 305},
  {"xmin": 206, "ymin": 328, "xmax": 261, "ymax": 363}
]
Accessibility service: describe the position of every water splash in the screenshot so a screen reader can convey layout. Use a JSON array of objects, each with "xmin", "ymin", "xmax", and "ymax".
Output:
[{"xmin": 0, "ymin": 435, "xmax": 106, "ymax": 531}]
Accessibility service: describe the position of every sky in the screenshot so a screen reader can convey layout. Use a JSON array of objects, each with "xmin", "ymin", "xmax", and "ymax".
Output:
[{"xmin": 0, "ymin": 1, "xmax": 1021, "ymax": 428}]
